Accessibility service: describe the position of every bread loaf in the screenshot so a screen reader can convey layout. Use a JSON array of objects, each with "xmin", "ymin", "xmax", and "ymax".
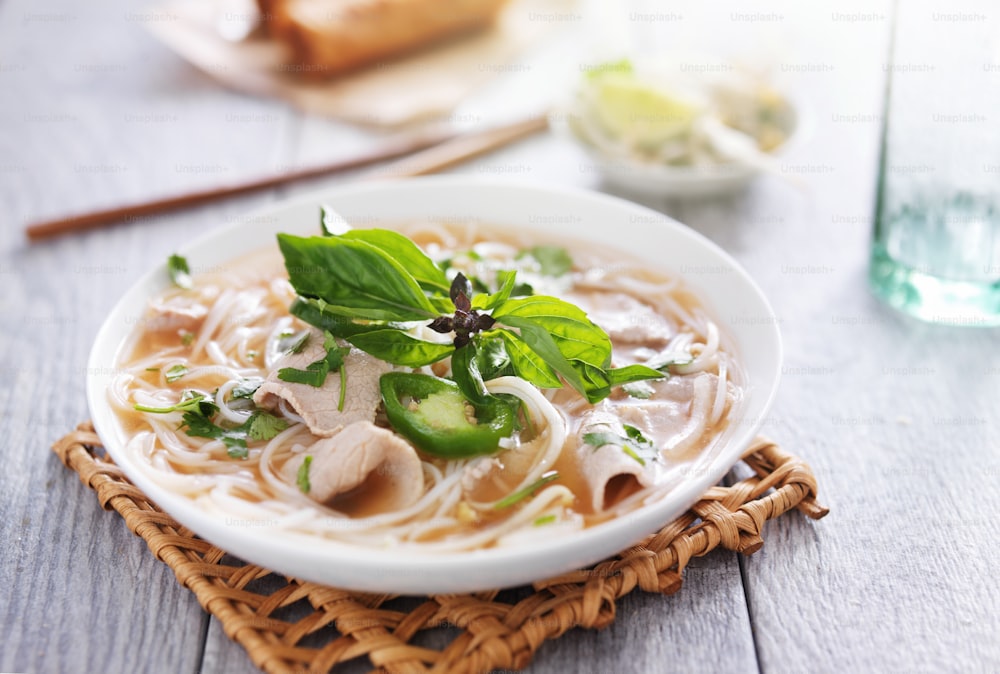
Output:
[{"xmin": 259, "ymin": 0, "xmax": 509, "ymax": 77}]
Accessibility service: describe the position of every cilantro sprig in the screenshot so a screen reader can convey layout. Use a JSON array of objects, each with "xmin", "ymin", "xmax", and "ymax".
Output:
[
  {"xmin": 583, "ymin": 424, "xmax": 658, "ymax": 466},
  {"xmin": 134, "ymin": 390, "xmax": 288, "ymax": 459},
  {"xmin": 181, "ymin": 409, "xmax": 289, "ymax": 459},
  {"xmin": 276, "ymin": 331, "xmax": 352, "ymax": 410},
  {"xmin": 279, "ymin": 229, "xmax": 663, "ymax": 404}
]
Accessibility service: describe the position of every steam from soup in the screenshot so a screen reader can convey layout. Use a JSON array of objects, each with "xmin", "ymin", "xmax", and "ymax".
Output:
[{"xmin": 109, "ymin": 221, "xmax": 743, "ymax": 551}]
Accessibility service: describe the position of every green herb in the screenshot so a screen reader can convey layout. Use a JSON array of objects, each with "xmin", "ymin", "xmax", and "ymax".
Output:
[
  {"xmin": 282, "ymin": 331, "xmax": 310, "ymax": 355},
  {"xmin": 225, "ymin": 443, "xmax": 248, "ymax": 459},
  {"xmin": 297, "ymin": 455, "xmax": 312, "ymax": 494},
  {"xmin": 511, "ymin": 281, "xmax": 534, "ymax": 296},
  {"xmin": 180, "ymin": 331, "xmax": 195, "ymax": 347},
  {"xmin": 145, "ymin": 367, "xmax": 160, "ymax": 373},
  {"xmin": 180, "ymin": 405, "xmax": 287, "ymax": 458},
  {"xmin": 230, "ymin": 377, "xmax": 264, "ymax": 400},
  {"xmin": 167, "ymin": 254, "xmax": 193, "ymax": 289},
  {"xmin": 518, "ymin": 245, "xmax": 573, "ymax": 277},
  {"xmin": 646, "ymin": 349, "xmax": 694, "ymax": 372},
  {"xmin": 533, "ymin": 514, "xmax": 557, "ymax": 526},
  {"xmin": 474, "ymin": 333, "xmax": 515, "ymax": 381},
  {"xmin": 583, "ymin": 424, "xmax": 657, "ymax": 466},
  {"xmin": 165, "ymin": 364, "xmax": 188, "ymax": 383},
  {"xmin": 278, "ymin": 233, "xmax": 441, "ymax": 321},
  {"xmin": 340, "ymin": 229, "xmax": 450, "ymax": 295},
  {"xmin": 346, "ymin": 329, "xmax": 452, "ymax": 367},
  {"xmin": 323, "ymin": 331, "xmax": 351, "ymax": 412},
  {"xmin": 181, "ymin": 409, "xmax": 248, "ymax": 457},
  {"xmin": 134, "ymin": 391, "xmax": 214, "ymax": 415},
  {"xmin": 243, "ymin": 411, "xmax": 288, "ymax": 441},
  {"xmin": 471, "ymin": 270, "xmax": 517, "ymax": 311},
  {"xmin": 277, "ymin": 229, "xmax": 663, "ymax": 405},
  {"xmin": 320, "ymin": 205, "xmax": 348, "ymax": 236},
  {"xmin": 276, "ymin": 331, "xmax": 352, "ymax": 410},
  {"xmin": 493, "ymin": 471, "xmax": 560, "ymax": 509},
  {"xmin": 277, "ymin": 360, "xmax": 329, "ymax": 387},
  {"xmin": 622, "ymin": 380, "xmax": 655, "ymax": 399}
]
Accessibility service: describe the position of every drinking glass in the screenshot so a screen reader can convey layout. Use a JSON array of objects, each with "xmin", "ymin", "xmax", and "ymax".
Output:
[{"xmin": 869, "ymin": 0, "xmax": 1000, "ymax": 326}]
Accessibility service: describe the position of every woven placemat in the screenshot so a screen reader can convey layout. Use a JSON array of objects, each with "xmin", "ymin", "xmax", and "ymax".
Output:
[{"xmin": 53, "ymin": 421, "xmax": 828, "ymax": 674}]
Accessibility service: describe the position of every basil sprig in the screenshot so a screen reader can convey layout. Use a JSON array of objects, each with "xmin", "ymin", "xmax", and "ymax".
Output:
[{"xmin": 278, "ymin": 229, "xmax": 662, "ymax": 404}]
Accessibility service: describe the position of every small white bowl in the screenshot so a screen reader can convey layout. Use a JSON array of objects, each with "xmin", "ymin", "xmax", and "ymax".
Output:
[
  {"xmin": 558, "ymin": 88, "xmax": 801, "ymax": 198},
  {"xmin": 87, "ymin": 178, "xmax": 782, "ymax": 594}
]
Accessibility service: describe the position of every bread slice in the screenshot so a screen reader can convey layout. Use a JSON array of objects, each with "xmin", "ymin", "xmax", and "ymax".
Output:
[{"xmin": 267, "ymin": 0, "xmax": 509, "ymax": 77}]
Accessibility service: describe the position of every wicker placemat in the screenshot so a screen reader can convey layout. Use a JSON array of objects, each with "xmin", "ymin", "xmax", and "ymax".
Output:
[{"xmin": 53, "ymin": 421, "xmax": 828, "ymax": 674}]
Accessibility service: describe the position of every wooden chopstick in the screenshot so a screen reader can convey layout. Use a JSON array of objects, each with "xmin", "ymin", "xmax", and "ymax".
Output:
[{"xmin": 25, "ymin": 115, "xmax": 548, "ymax": 242}]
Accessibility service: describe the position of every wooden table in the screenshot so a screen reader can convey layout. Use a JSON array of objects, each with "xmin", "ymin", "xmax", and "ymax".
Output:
[{"xmin": 2, "ymin": 1, "xmax": 998, "ymax": 672}]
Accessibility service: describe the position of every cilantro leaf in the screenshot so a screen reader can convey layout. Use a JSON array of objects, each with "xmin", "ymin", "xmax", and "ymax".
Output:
[
  {"xmin": 180, "ymin": 408, "xmax": 250, "ymax": 459},
  {"xmin": 277, "ymin": 331, "xmax": 351, "ymax": 394},
  {"xmin": 167, "ymin": 254, "xmax": 193, "ymax": 289},
  {"xmin": 277, "ymin": 360, "xmax": 328, "ymax": 387},
  {"xmin": 243, "ymin": 411, "xmax": 288, "ymax": 441}
]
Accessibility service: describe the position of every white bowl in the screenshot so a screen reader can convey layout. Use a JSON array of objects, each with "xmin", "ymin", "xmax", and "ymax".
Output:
[
  {"xmin": 559, "ymin": 95, "xmax": 801, "ymax": 198},
  {"xmin": 87, "ymin": 178, "xmax": 781, "ymax": 593}
]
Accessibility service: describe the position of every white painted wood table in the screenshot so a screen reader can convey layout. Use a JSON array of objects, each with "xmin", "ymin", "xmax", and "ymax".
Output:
[{"xmin": 2, "ymin": 1, "xmax": 998, "ymax": 672}]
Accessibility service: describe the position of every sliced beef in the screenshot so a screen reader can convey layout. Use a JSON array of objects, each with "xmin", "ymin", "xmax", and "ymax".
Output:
[
  {"xmin": 284, "ymin": 421, "xmax": 424, "ymax": 513},
  {"xmin": 254, "ymin": 328, "xmax": 391, "ymax": 437},
  {"xmin": 566, "ymin": 290, "xmax": 676, "ymax": 347},
  {"xmin": 145, "ymin": 296, "xmax": 208, "ymax": 333},
  {"xmin": 574, "ymin": 408, "xmax": 655, "ymax": 512}
]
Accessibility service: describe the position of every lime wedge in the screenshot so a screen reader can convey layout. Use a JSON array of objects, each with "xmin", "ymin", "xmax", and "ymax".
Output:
[{"xmin": 589, "ymin": 73, "xmax": 701, "ymax": 146}]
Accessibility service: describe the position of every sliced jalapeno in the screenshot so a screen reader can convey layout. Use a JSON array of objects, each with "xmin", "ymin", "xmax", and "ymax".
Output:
[{"xmin": 379, "ymin": 372, "xmax": 515, "ymax": 458}]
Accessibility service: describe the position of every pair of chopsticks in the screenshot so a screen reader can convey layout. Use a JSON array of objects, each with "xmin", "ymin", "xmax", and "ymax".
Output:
[{"xmin": 25, "ymin": 115, "xmax": 548, "ymax": 242}]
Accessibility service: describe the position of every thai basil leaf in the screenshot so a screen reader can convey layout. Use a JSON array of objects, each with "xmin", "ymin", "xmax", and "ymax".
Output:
[
  {"xmin": 342, "ymin": 229, "xmax": 450, "ymax": 295},
  {"xmin": 450, "ymin": 342, "xmax": 490, "ymax": 404},
  {"xmin": 346, "ymin": 329, "xmax": 453, "ymax": 367},
  {"xmin": 472, "ymin": 270, "xmax": 518, "ymax": 311},
  {"xmin": 289, "ymin": 298, "xmax": 393, "ymax": 338},
  {"xmin": 278, "ymin": 233, "xmax": 439, "ymax": 321},
  {"xmin": 607, "ymin": 364, "xmax": 664, "ymax": 386},
  {"xmin": 646, "ymin": 349, "xmax": 694, "ymax": 371},
  {"xmin": 496, "ymin": 330, "xmax": 562, "ymax": 389},
  {"xmin": 320, "ymin": 205, "xmax": 349, "ymax": 236},
  {"xmin": 493, "ymin": 296, "xmax": 612, "ymax": 366}
]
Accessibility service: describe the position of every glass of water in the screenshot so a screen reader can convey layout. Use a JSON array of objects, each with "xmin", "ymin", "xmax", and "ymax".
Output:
[{"xmin": 869, "ymin": 1, "xmax": 1000, "ymax": 326}]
